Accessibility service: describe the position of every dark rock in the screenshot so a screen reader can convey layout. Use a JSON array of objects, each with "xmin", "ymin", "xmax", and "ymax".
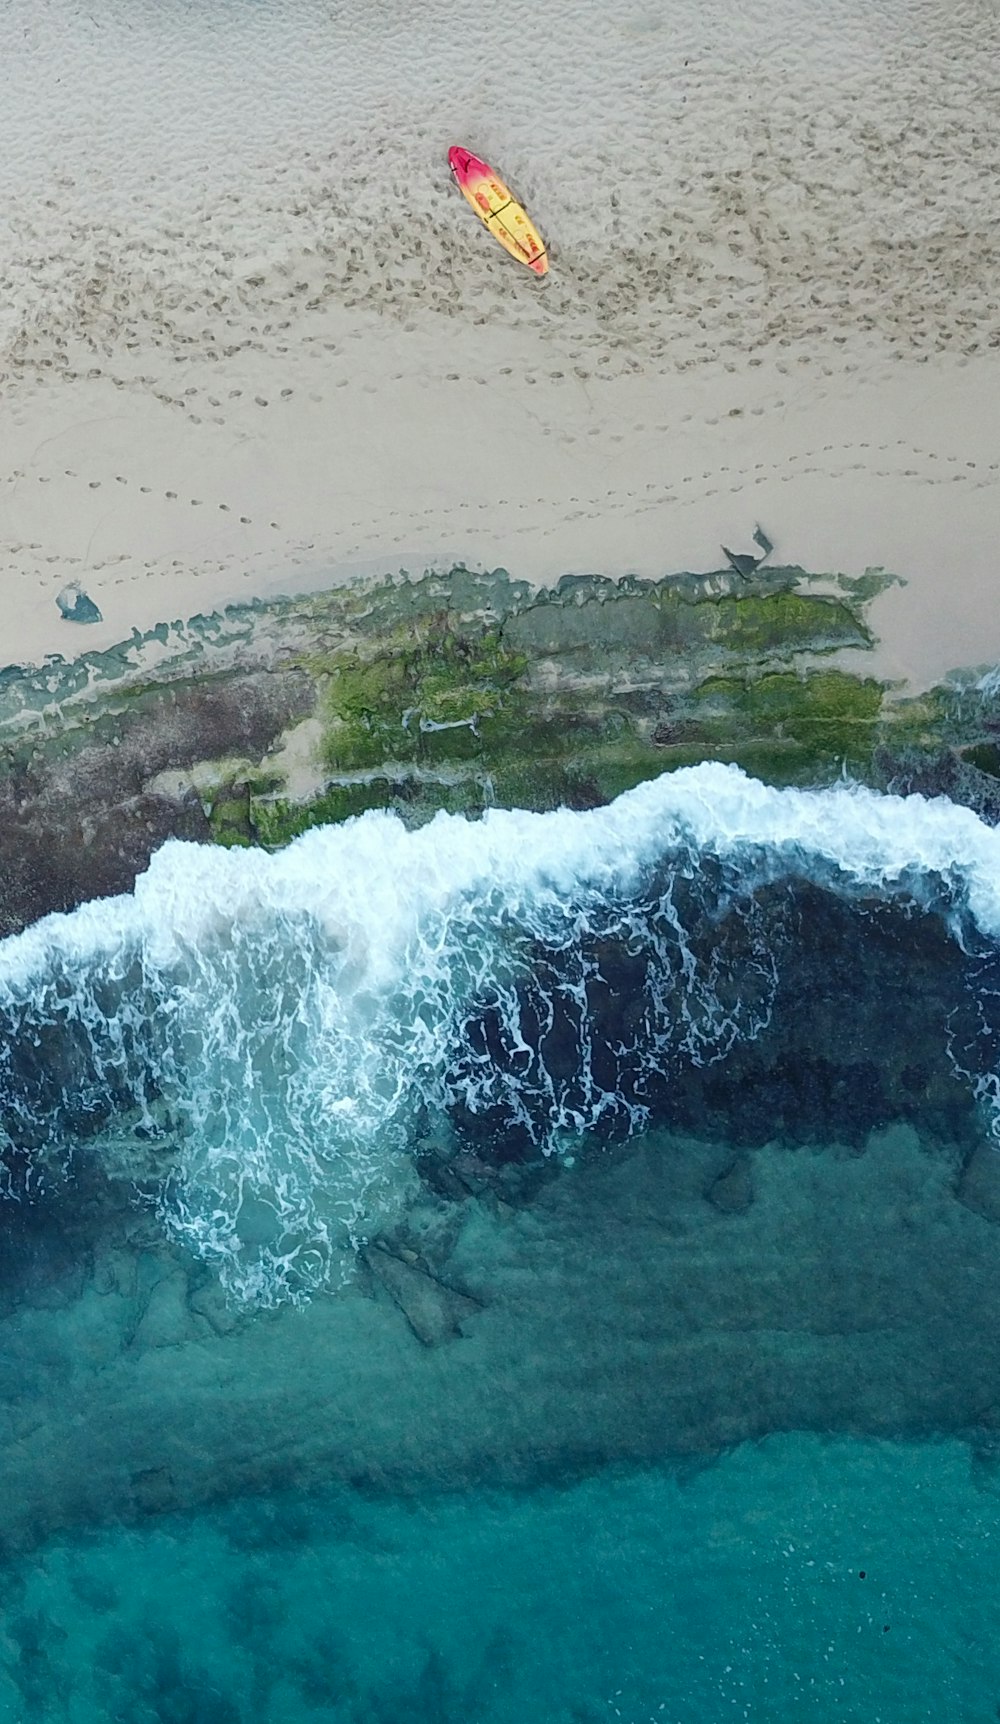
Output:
[
  {"xmin": 187, "ymin": 1277, "xmax": 240, "ymax": 1336},
  {"xmin": 875, "ymin": 745, "xmax": 1000, "ymax": 827},
  {"xmin": 362, "ymin": 1245, "xmax": 482, "ymax": 1346},
  {"xmin": 448, "ymin": 881, "xmax": 979, "ymax": 1162},
  {"xmin": 958, "ymin": 1143, "xmax": 1000, "ymax": 1224},
  {"xmin": 0, "ymin": 667, "xmax": 313, "ymax": 936},
  {"xmin": 56, "ymin": 584, "xmax": 102, "ymax": 624},
  {"xmin": 721, "ymin": 546, "xmax": 761, "ymax": 580},
  {"xmin": 130, "ymin": 1466, "xmax": 176, "ymax": 1516},
  {"xmin": 651, "ymin": 718, "xmax": 700, "ymax": 746},
  {"xmin": 707, "ymin": 1157, "xmax": 754, "ymax": 1213}
]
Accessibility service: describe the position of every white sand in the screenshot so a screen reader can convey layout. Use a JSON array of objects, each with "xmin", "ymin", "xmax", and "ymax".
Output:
[{"xmin": 1, "ymin": 0, "xmax": 998, "ymax": 691}]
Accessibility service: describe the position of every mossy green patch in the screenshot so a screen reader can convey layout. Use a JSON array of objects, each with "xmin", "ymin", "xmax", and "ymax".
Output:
[
  {"xmin": 251, "ymin": 779, "xmax": 399, "ymax": 846},
  {"xmin": 190, "ymin": 569, "xmax": 897, "ymax": 848},
  {"xmin": 208, "ymin": 784, "xmax": 254, "ymax": 848},
  {"xmin": 689, "ymin": 670, "xmax": 884, "ymax": 779},
  {"xmin": 320, "ymin": 629, "xmax": 530, "ymax": 773},
  {"xmin": 689, "ymin": 590, "xmax": 870, "ymax": 656},
  {"xmin": 561, "ymin": 738, "xmax": 675, "ymax": 807},
  {"xmin": 251, "ymin": 773, "xmax": 506, "ymax": 847},
  {"xmin": 503, "ymin": 584, "xmax": 869, "ymax": 670}
]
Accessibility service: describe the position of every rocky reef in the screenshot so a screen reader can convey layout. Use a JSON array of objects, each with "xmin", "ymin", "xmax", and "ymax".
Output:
[{"xmin": 3, "ymin": 559, "xmax": 1000, "ymax": 935}]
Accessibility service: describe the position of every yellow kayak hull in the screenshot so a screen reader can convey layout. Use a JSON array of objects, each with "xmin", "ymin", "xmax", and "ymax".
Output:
[{"xmin": 448, "ymin": 147, "xmax": 548, "ymax": 276}]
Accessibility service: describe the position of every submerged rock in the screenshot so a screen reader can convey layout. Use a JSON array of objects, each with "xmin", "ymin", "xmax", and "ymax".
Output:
[
  {"xmin": 2, "ymin": 1118, "xmax": 1000, "ymax": 1556},
  {"xmin": 707, "ymin": 1157, "xmax": 755, "ymax": 1213},
  {"xmin": 957, "ymin": 1141, "xmax": 1000, "ymax": 1224},
  {"xmin": 362, "ymin": 1244, "xmax": 483, "ymax": 1346}
]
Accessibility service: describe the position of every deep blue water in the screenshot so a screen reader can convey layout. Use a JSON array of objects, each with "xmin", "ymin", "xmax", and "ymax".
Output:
[{"xmin": 4, "ymin": 1437, "xmax": 1000, "ymax": 1722}]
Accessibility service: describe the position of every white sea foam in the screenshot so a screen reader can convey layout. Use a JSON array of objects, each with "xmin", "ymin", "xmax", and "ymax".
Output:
[{"xmin": 2, "ymin": 764, "xmax": 999, "ymax": 1303}]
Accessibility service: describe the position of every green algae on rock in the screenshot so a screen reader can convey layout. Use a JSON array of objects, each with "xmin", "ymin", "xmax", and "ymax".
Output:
[{"xmin": 1, "ymin": 560, "xmax": 999, "ymax": 930}]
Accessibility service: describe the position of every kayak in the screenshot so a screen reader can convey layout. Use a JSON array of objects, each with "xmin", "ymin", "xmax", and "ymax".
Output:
[{"xmin": 448, "ymin": 146, "xmax": 548, "ymax": 276}]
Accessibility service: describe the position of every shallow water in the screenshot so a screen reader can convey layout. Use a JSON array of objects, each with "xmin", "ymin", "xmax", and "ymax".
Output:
[
  {"xmin": 4, "ymin": 765, "xmax": 998, "ymax": 1305},
  {"xmin": 3, "ymin": 768, "xmax": 1000, "ymax": 1717}
]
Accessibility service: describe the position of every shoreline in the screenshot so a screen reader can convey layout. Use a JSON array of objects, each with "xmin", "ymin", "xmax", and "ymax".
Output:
[{"xmin": 3, "ymin": 342, "xmax": 999, "ymax": 695}]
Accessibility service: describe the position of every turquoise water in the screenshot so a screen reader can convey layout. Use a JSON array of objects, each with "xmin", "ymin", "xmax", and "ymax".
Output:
[
  {"xmin": 4, "ymin": 770, "xmax": 1000, "ymax": 1718},
  {"xmin": 3, "ymin": 1436, "xmax": 1000, "ymax": 1722}
]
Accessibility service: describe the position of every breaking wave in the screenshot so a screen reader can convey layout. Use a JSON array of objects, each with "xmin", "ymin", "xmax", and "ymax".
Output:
[{"xmin": 2, "ymin": 763, "xmax": 1000, "ymax": 1305}]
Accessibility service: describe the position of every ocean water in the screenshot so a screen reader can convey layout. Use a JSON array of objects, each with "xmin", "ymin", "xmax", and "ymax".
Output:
[
  {"xmin": 4, "ymin": 764, "xmax": 1000, "ymax": 1718},
  {"xmin": 3, "ymin": 1436, "xmax": 1000, "ymax": 1723}
]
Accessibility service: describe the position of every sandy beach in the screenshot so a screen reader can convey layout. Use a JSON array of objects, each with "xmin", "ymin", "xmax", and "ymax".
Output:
[{"xmin": 1, "ymin": 0, "xmax": 998, "ymax": 692}]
